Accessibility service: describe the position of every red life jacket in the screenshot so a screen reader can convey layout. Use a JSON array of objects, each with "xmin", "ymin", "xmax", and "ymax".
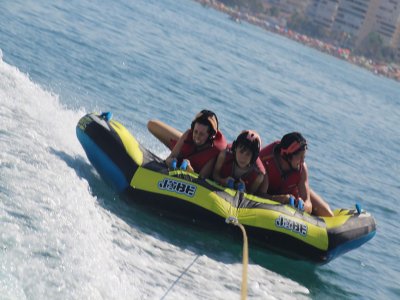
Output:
[
  {"xmin": 178, "ymin": 130, "xmax": 227, "ymax": 173},
  {"xmin": 259, "ymin": 141, "xmax": 302, "ymax": 198},
  {"xmin": 219, "ymin": 146, "xmax": 265, "ymax": 190}
]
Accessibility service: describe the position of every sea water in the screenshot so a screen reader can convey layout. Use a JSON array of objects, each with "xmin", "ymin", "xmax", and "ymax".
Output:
[{"xmin": 0, "ymin": 0, "xmax": 399, "ymax": 299}]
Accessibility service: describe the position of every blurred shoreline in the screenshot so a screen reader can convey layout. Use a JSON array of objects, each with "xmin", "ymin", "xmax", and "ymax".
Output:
[{"xmin": 195, "ymin": 0, "xmax": 400, "ymax": 83}]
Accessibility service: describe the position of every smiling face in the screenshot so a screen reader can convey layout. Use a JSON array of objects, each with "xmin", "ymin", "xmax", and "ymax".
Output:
[
  {"xmin": 192, "ymin": 122, "xmax": 210, "ymax": 146},
  {"xmin": 235, "ymin": 144, "xmax": 253, "ymax": 168}
]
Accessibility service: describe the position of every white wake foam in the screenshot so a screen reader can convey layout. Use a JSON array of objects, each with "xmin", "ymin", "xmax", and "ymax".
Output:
[{"xmin": 0, "ymin": 57, "xmax": 309, "ymax": 299}]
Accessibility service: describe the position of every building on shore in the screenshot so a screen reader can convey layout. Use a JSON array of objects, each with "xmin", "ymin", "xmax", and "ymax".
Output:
[
  {"xmin": 264, "ymin": 0, "xmax": 311, "ymax": 17},
  {"xmin": 374, "ymin": 0, "xmax": 400, "ymax": 48},
  {"xmin": 306, "ymin": 0, "xmax": 339, "ymax": 34},
  {"xmin": 307, "ymin": 0, "xmax": 400, "ymax": 59}
]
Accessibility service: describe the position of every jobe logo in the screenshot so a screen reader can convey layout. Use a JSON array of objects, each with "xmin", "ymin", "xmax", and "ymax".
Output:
[
  {"xmin": 158, "ymin": 178, "xmax": 197, "ymax": 197},
  {"xmin": 275, "ymin": 215, "xmax": 308, "ymax": 236}
]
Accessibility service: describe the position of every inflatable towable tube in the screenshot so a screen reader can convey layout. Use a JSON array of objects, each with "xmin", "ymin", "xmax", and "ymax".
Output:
[{"xmin": 76, "ymin": 113, "xmax": 376, "ymax": 264}]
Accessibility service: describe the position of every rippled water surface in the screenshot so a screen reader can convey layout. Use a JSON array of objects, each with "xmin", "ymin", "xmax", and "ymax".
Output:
[{"xmin": 1, "ymin": 0, "xmax": 399, "ymax": 299}]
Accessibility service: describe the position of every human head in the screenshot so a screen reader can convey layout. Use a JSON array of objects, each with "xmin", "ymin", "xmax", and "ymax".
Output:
[
  {"xmin": 191, "ymin": 109, "xmax": 219, "ymax": 141},
  {"xmin": 280, "ymin": 132, "xmax": 307, "ymax": 157},
  {"xmin": 279, "ymin": 132, "xmax": 307, "ymax": 170},
  {"xmin": 232, "ymin": 130, "xmax": 261, "ymax": 165}
]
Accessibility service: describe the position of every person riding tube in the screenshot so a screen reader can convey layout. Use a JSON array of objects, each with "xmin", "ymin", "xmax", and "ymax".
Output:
[
  {"xmin": 258, "ymin": 132, "xmax": 334, "ymax": 216},
  {"xmin": 149, "ymin": 110, "xmax": 227, "ymax": 178},
  {"xmin": 213, "ymin": 130, "xmax": 266, "ymax": 194}
]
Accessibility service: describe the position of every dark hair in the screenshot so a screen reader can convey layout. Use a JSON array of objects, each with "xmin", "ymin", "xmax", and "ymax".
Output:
[
  {"xmin": 279, "ymin": 132, "xmax": 307, "ymax": 157},
  {"xmin": 232, "ymin": 130, "xmax": 261, "ymax": 164},
  {"xmin": 190, "ymin": 109, "xmax": 219, "ymax": 140}
]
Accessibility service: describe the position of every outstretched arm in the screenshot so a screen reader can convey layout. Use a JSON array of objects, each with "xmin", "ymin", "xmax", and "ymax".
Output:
[
  {"xmin": 297, "ymin": 162, "xmax": 312, "ymax": 214},
  {"xmin": 212, "ymin": 150, "xmax": 234, "ymax": 186},
  {"xmin": 257, "ymin": 174, "xmax": 292, "ymax": 204},
  {"xmin": 199, "ymin": 157, "xmax": 216, "ymax": 179},
  {"xmin": 165, "ymin": 130, "xmax": 190, "ymax": 167},
  {"xmin": 248, "ymin": 173, "xmax": 264, "ymax": 195}
]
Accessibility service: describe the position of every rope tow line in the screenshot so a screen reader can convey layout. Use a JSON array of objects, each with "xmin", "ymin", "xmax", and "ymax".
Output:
[
  {"xmin": 160, "ymin": 254, "xmax": 200, "ymax": 300},
  {"xmin": 226, "ymin": 215, "xmax": 249, "ymax": 300},
  {"xmin": 160, "ymin": 190, "xmax": 249, "ymax": 300},
  {"xmin": 159, "ymin": 217, "xmax": 249, "ymax": 300}
]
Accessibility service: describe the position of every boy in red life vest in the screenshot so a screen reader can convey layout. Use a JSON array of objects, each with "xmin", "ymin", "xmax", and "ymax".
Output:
[
  {"xmin": 148, "ymin": 110, "xmax": 227, "ymax": 178},
  {"xmin": 213, "ymin": 130, "xmax": 266, "ymax": 195},
  {"xmin": 258, "ymin": 132, "xmax": 334, "ymax": 217}
]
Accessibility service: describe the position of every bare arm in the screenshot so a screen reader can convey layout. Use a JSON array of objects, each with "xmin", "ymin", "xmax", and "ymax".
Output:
[
  {"xmin": 199, "ymin": 157, "xmax": 216, "ymax": 179},
  {"xmin": 212, "ymin": 150, "xmax": 233, "ymax": 186},
  {"xmin": 298, "ymin": 162, "xmax": 312, "ymax": 214},
  {"xmin": 165, "ymin": 130, "xmax": 190, "ymax": 167},
  {"xmin": 248, "ymin": 173, "xmax": 264, "ymax": 195},
  {"xmin": 257, "ymin": 174, "xmax": 291, "ymax": 204}
]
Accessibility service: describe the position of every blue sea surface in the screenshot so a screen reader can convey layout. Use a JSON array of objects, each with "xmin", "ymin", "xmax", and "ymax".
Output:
[{"xmin": 1, "ymin": 0, "xmax": 399, "ymax": 299}]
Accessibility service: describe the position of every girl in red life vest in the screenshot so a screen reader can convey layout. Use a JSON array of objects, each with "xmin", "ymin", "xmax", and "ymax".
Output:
[
  {"xmin": 258, "ymin": 132, "xmax": 334, "ymax": 217},
  {"xmin": 160, "ymin": 110, "xmax": 227, "ymax": 178},
  {"xmin": 213, "ymin": 130, "xmax": 266, "ymax": 194}
]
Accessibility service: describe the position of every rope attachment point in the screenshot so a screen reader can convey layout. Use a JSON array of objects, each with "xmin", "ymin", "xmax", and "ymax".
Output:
[{"xmin": 226, "ymin": 216, "xmax": 239, "ymax": 225}]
